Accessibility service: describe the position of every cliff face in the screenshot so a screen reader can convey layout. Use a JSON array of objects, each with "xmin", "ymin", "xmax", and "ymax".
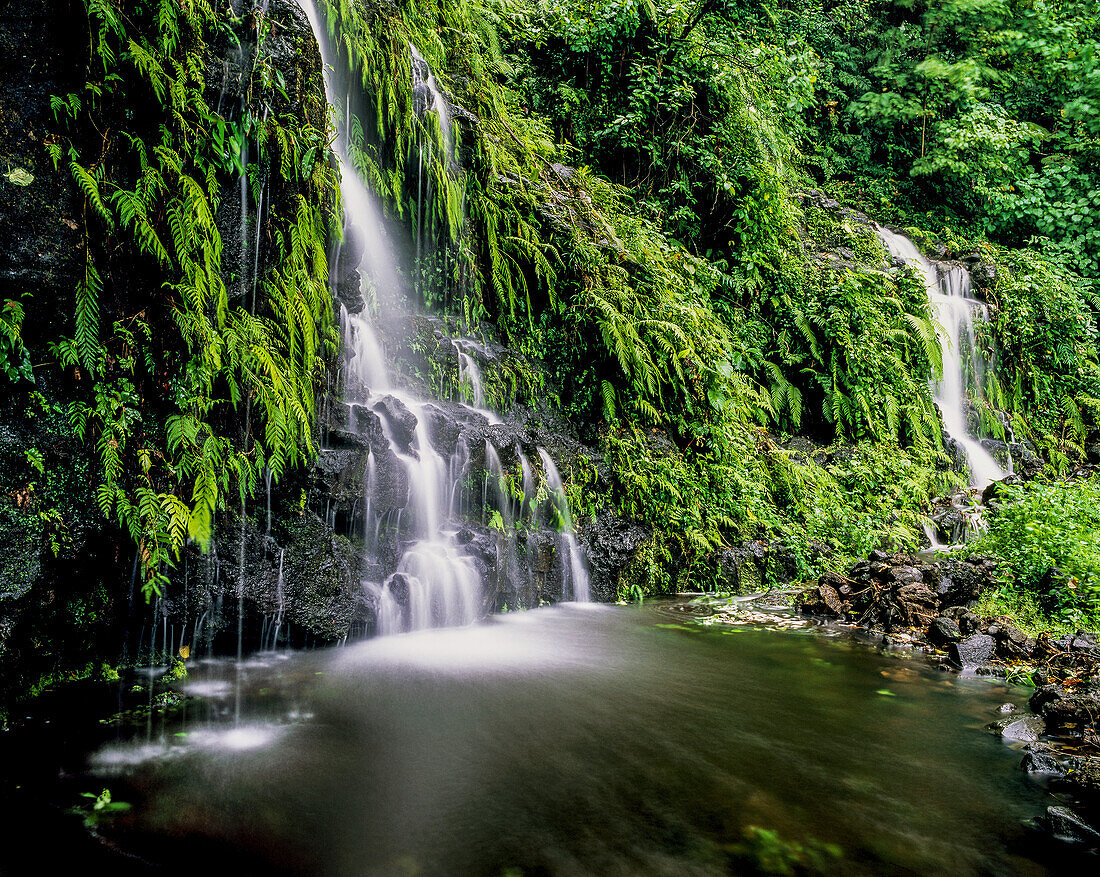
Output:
[
  {"xmin": 0, "ymin": 0, "xmax": 361, "ymax": 704},
  {"xmin": 0, "ymin": 0, "xmax": 657, "ymax": 708}
]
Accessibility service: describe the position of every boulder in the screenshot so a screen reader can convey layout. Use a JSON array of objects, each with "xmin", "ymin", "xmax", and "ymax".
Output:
[
  {"xmin": 948, "ymin": 633, "xmax": 996, "ymax": 670},
  {"xmin": 1046, "ymin": 806, "xmax": 1100, "ymax": 843},
  {"xmin": 988, "ymin": 616, "xmax": 1030, "ymax": 659},
  {"xmin": 928, "ymin": 616, "xmax": 962, "ymax": 646},
  {"xmin": 1019, "ymin": 750, "xmax": 1063, "ymax": 775},
  {"xmin": 372, "ymin": 395, "xmax": 418, "ymax": 451},
  {"xmin": 998, "ymin": 715, "xmax": 1045, "ymax": 743},
  {"xmin": 1030, "ymin": 682, "xmax": 1100, "ymax": 733}
]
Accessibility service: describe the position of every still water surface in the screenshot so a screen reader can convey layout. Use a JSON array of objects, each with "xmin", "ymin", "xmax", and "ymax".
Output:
[{"xmin": 0, "ymin": 604, "xmax": 1074, "ymax": 875}]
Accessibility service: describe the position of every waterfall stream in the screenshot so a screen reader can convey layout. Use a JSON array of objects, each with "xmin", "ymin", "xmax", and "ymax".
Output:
[
  {"xmin": 877, "ymin": 227, "xmax": 1007, "ymax": 489},
  {"xmin": 301, "ymin": 1, "xmax": 590, "ymax": 634}
]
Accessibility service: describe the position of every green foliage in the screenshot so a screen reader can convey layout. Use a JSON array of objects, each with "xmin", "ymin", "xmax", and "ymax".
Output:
[
  {"xmin": 72, "ymin": 788, "xmax": 132, "ymax": 829},
  {"xmin": 0, "ymin": 297, "xmax": 33, "ymax": 384},
  {"xmin": 47, "ymin": 0, "xmax": 340, "ymax": 596},
  {"xmin": 974, "ymin": 476, "xmax": 1100, "ymax": 627}
]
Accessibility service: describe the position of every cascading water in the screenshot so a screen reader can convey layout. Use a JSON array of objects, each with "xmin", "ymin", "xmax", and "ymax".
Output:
[
  {"xmin": 411, "ymin": 44, "xmax": 455, "ymax": 164},
  {"xmin": 877, "ymin": 226, "xmax": 1007, "ymax": 489},
  {"xmin": 301, "ymin": 1, "xmax": 590, "ymax": 634},
  {"xmin": 538, "ymin": 449, "xmax": 591, "ymax": 603}
]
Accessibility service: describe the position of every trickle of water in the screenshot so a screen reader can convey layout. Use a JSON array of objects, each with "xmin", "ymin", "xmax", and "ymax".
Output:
[
  {"xmin": 877, "ymin": 227, "xmax": 1007, "ymax": 489},
  {"xmin": 538, "ymin": 448, "xmax": 590, "ymax": 603},
  {"xmin": 411, "ymin": 44, "xmax": 455, "ymax": 164}
]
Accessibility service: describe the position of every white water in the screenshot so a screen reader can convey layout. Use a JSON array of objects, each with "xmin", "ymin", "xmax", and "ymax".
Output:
[
  {"xmin": 877, "ymin": 227, "xmax": 1007, "ymax": 489},
  {"xmin": 301, "ymin": 1, "xmax": 590, "ymax": 634},
  {"xmin": 538, "ymin": 448, "xmax": 591, "ymax": 603},
  {"xmin": 411, "ymin": 44, "xmax": 455, "ymax": 164}
]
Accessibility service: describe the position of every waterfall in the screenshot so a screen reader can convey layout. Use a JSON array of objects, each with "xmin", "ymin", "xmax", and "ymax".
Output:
[
  {"xmin": 538, "ymin": 449, "xmax": 591, "ymax": 603},
  {"xmin": 301, "ymin": 1, "xmax": 591, "ymax": 633},
  {"xmin": 411, "ymin": 44, "xmax": 455, "ymax": 165},
  {"xmin": 876, "ymin": 227, "xmax": 1007, "ymax": 490}
]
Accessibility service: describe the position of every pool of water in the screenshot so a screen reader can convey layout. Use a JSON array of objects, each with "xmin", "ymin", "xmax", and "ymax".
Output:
[{"xmin": 0, "ymin": 603, "xmax": 1082, "ymax": 875}]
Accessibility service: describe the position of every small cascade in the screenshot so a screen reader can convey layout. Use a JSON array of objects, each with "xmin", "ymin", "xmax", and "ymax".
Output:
[
  {"xmin": 482, "ymin": 440, "xmax": 511, "ymax": 528},
  {"xmin": 453, "ymin": 340, "xmax": 485, "ymax": 406},
  {"xmin": 411, "ymin": 44, "xmax": 455, "ymax": 165},
  {"xmin": 301, "ymin": 0, "xmax": 591, "ymax": 634},
  {"xmin": 877, "ymin": 226, "xmax": 1007, "ymax": 489},
  {"xmin": 537, "ymin": 449, "xmax": 591, "ymax": 603}
]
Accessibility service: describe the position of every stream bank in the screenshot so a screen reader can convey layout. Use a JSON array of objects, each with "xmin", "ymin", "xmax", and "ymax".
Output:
[{"xmin": 794, "ymin": 547, "xmax": 1100, "ymax": 844}]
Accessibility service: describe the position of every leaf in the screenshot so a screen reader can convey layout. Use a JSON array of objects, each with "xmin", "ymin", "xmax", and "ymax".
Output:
[{"xmin": 5, "ymin": 168, "xmax": 34, "ymax": 186}]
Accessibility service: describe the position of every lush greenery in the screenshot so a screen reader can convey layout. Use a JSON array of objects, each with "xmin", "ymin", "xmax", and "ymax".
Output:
[
  {"xmin": 975, "ymin": 476, "xmax": 1100, "ymax": 628},
  {"xmin": 39, "ymin": 0, "xmax": 338, "ymax": 596},
  {"xmin": 5, "ymin": 0, "xmax": 1099, "ymax": 631}
]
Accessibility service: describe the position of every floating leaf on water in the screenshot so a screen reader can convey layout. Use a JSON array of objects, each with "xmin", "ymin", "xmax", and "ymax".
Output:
[
  {"xmin": 5, "ymin": 168, "xmax": 34, "ymax": 186},
  {"xmin": 875, "ymin": 689, "xmax": 898, "ymax": 697}
]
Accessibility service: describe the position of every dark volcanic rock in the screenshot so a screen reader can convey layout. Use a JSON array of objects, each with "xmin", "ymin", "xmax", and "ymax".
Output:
[
  {"xmin": 1020, "ymin": 750, "xmax": 1063, "ymax": 775},
  {"xmin": 1030, "ymin": 681, "xmax": 1100, "ymax": 734},
  {"xmin": 949, "ymin": 633, "xmax": 996, "ymax": 669},
  {"xmin": 928, "ymin": 616, "xmax": 962, "ymax": 646},
  {"xmin": 1046, "ymin": 806, "xmax": 1100, "ymax": 843},
  {"xmin": 372, "ymin": 395, "xmax": 418, "ymax": 451}
]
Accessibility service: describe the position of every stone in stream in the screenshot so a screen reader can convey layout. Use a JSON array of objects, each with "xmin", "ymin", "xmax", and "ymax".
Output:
[
  {"xmin": 1019, "ymin": 750, "xmax": 1063, "ymax": 775},
  {"xmin": 927, "ymin": 616, "xmax": 962, "ymax": 646},
  {"xmin": 1046, "ymin": 806, "xmax": 1100, "ymax": 843},
  {"xmin": 948, "ymin": 633, "xmax": 995, "ymax": 670},
  {"xmin": 998, "ymin": 703, "xmax": 1017, "ymax": 714},
  {"xmin": 997, "ymin": 715, "xmax": 1045, "ymax": 743}
]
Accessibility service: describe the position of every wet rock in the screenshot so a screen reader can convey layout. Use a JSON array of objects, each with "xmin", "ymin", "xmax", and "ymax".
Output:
[
  {"xmin": 928, "ymin": 616, "xmax": 962, "ymax": 646},
  {"xmin": 999, "ymin": 715, "xmax": 1045, "ymax": 742},
  {"xmin": 1009, "ymin": 443, "xmax": 1043, "ymax": 480},
  {"xmin": 948, "ymin": 633, "xmax": 996, "ymax": 670},
  {"xmin": 969, "ymin": 260, "xmax": 997, "ymax": 288},
  {"xmin": 1046, "ymin": 806, "xmax": 1100, "ymax": 843},
  {"xmin": 885, "ymin": 565, "xmax": 923, "ymax": 584},
  {"xmin": 796, "ymin": 582, "xmax": 846, "ymax": 618},
  {"xmin": 1077, "ymin": 757, "xmax": 1100, "ymax": 792},
  {"xmin": 888, "ymin": 582, "xmax": 939, "ymax": 629},
  {"xmin": 419, "ymin": 403, "xmax": 462, "ymax": 459},
  {"xmin": 937, "ymin": 557, "xmax": 994, "ymax": 606},
  {"xmin": 1029, "ymin": 682, "xmax": 1100, "ymax": 734},
  {"xmin": 372, "ymin": 395, "xmax": 418, "ymax": 451},
  {"xmin": 988, "ymin": 616, "xmax": 1030, "ymax": 659},
  {"xmin": 1020, "ymin": 750, "xmax": 1063, "ymax": 775}
]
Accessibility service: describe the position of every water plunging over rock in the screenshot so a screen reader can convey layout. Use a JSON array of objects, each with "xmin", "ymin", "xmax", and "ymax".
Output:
[
  {"xmin": 876, "ymin": 226, "xmax": 1007, "ymax": 489},
  {"xmin": 538, "ymin": 448, "xmax": 591, "ymax": 602},
  {"xmin": 301, "ymin": 0, "xmax": 590, "ymax": 634}
]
